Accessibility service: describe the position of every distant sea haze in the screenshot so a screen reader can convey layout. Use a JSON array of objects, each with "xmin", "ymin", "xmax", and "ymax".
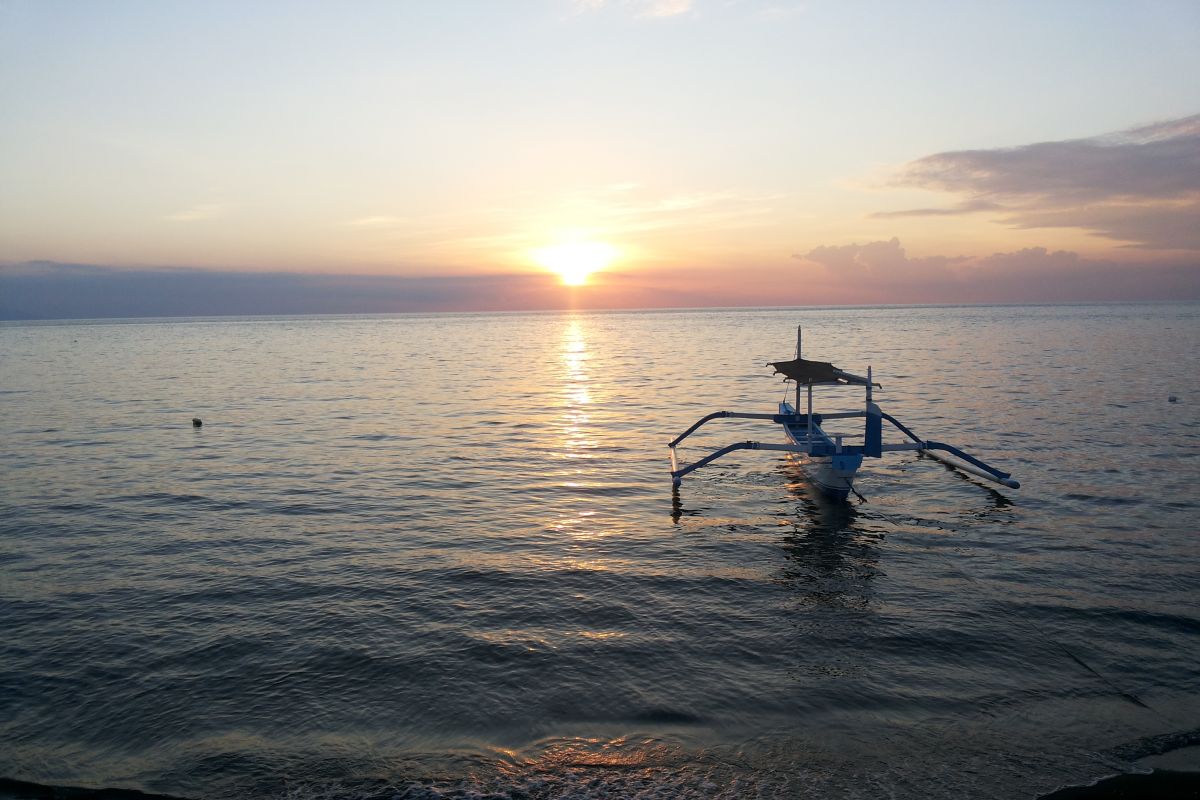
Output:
[
  {"xmin": 2, "ymin": 304, "xmax": 1198, "ymax": 799},
  {"xmin": 3, "ymin": 256, "xmax": 1200, "ymax": 319}
]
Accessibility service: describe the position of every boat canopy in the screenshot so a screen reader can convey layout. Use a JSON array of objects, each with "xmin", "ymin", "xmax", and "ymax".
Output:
[{"xmin": 768, "ymin": 357, "xmax": 872, "ymax": 386}]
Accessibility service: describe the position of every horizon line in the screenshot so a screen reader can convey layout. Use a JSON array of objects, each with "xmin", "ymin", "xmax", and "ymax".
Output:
[{"xmin": 3, "ymin": 298, "xmax": 1194, "ymax": 325}]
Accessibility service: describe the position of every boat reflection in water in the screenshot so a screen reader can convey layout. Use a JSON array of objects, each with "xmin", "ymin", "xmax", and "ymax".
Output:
[{"xmin": 773, "ymin": 460, "xmax": 884, "ymax": 612}]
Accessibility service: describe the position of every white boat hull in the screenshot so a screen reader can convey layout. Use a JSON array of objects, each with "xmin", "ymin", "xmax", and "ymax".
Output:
[
  {"xmin": 779, "ymin": 401, "xmax": 862, "ymax": 500},
  {"xmin": 798, "ymin": 454, "xmax": 857, "ymax": 499}
]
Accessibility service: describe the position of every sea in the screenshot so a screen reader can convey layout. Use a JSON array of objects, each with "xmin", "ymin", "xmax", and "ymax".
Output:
[{"xmin": 1, "ymin": 304, "xmax": 1198, "ymax": 800}]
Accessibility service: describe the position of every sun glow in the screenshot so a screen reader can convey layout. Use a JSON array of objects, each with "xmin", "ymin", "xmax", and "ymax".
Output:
[{"xmin": 533, "ymin": 241, "xmax": 618, "ymax": 286}]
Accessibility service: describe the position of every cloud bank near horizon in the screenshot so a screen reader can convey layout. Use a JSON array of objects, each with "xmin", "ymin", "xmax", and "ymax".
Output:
[
  {"xmin": 0, "ymin": 262, "xmax": 743, "ymax": 320},
  {"xmin": 792, "ymin": 237, "xmax": 1198, "ymax": 304},
  {"xmin": 878, "ymin": 113, "xmax": 1200, "ymax": 250},
  {"xmin": 0, "ymin": 263, "xmax": 557, "ymax": 320},
  {"xmin": 3, "ymin": 249, "xmax": 1197, "ymax": 320}
]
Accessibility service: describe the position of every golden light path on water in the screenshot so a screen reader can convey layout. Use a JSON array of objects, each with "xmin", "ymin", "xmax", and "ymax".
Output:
[{"xmin": 556, "ymin": 318, "xmax": 598, "ymax": 535}]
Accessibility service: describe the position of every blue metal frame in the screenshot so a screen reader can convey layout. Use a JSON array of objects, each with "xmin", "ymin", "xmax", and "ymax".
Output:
[
  {"xmin": 669, "ymin": 391, "xmax": 1019, "ymax": 491},
  {"xmin": 923, "ymin": 440, "xmax": 1014, "ymax": 482}
]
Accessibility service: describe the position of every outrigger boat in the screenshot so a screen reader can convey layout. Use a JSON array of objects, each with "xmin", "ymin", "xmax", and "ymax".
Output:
[{"xmin": 668, "ymin": 327, "xmax": 1019, "ymax": 498}]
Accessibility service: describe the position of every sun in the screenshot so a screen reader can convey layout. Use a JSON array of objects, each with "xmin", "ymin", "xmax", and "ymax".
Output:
[{"xmin": 533, "ymin": 241, "xmax": 618, "ymax": 286}]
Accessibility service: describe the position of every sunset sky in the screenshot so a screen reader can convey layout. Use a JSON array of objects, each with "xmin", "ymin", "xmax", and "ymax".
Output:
[{"xmin": 2, "ymin": 0, "xmax": 1199, "ymax": 316}]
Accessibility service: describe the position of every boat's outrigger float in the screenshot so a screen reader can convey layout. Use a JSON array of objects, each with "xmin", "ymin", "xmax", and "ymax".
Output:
[{"xmin": 669, "ymin": 327, "xmax": 1019, "ymax": 498}]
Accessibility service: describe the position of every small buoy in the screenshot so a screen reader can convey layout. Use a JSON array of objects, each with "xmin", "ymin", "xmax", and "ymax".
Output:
[{"xmin": 192, "ymin": 418, "xmax": 203, "ymax": 427}]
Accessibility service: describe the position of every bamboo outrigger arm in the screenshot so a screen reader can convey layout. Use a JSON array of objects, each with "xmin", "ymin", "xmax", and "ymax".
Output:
[
  {"xmin": 878, "ymin": 411, "xmax": 1020, "ymax": 489},
  {"xmin": 919, "ymin": 442, "xmax": 1020, "ymax": 488},
  {"xmin": 669, "ymin": 411, "xmax": 807, "ymax": 448},
  {"xmin": 669, "ymin": 440, "xmax": 812, "ymax": 487}
]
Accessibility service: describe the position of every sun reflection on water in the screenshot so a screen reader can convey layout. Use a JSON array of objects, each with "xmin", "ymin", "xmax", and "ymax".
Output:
[
  {"xmin": 562, "ymin": 318, "xmax": 592, "ymax": 408},
  {"xmin": 559, "ymin": 318, "xmax": 596, "ymax": 465},
  {"xmin": 552, "ymin": 317, "xmax": 608, "ymax": 539}
]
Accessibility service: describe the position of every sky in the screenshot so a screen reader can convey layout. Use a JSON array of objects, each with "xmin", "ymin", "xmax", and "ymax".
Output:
[{"xmin": 2, "ymin": 0, "xmax": 1199, "ymax": 317}]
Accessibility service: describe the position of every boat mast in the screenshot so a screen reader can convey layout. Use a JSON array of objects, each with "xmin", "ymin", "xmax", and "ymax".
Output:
[
  {"xmin": 796, "ymin": 325, "xmax": 803, "ymax": 410},
  {"xmin": 797, "ymin": 326, "xmax": 814, "ymax": 443}
]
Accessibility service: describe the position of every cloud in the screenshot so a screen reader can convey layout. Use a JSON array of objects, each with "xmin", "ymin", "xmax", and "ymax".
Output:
[
  {"xmin": 755, "ymin": 2, "xmax": 806, "ymax": 19},
  {"xmin": 1006, "ymin": 201, "xmax": 1200, "ymax": 251},
  {"xmin": 0, "ymin": 263, "xmax": 563, "ymax": 319},
  {"xmin": 560, "ymin": 184, "xmax": 779, "ymax": 235},
  {"xmin": 635, "ymin": 0, "xmax": 693, "ymax": 16},
  {"xmin": 878, "ymin": 113, "xmax": 1200, "ymax": 250},
  {"xmin": 0, "ymin": 261, "xmax": 779, "ymax": 319},
  {"xmin": 870, "ymin": 199, "xmax": 1002, "ymax": 219},
  {"xmin": 5, "ymin": 240, "xmax": 1197, "ymax": 320},
  {"xmin": 572, "ymin": 0, "xmax": 693, "ymax": 18},
  {"xmin": 572, "ymin": 0, "xmax": 803, "ymax": 18},
  {"xmin": 165, "ymin": 203, "xmax": 228, "ymax": 222},
  {"xmin": 791, "ymin": 237, "xmax": 1200, "ymax": 303},
  {"xmin": 343, "ymin": 215, "xmax": 412, "ymax": 228},
  {"xmin": 796, "ymin": 237, "xmax": 966, "ymax": 274}
]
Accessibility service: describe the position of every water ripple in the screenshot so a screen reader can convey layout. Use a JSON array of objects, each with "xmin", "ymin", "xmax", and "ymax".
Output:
[{"xmin": 1, "ymin": 305, "xmax": 1198, "ymax": 799}]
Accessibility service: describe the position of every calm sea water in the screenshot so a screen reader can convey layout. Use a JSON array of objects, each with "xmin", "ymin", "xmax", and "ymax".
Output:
[{"xmin": 2, "ymin": 304, "xmax": 1198, "ymax": 800}]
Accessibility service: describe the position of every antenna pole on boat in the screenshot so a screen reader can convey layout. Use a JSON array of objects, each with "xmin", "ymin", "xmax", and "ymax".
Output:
[{"xmin": 807, "ymin": 382, "xmax": 814, "ymax": 443}]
